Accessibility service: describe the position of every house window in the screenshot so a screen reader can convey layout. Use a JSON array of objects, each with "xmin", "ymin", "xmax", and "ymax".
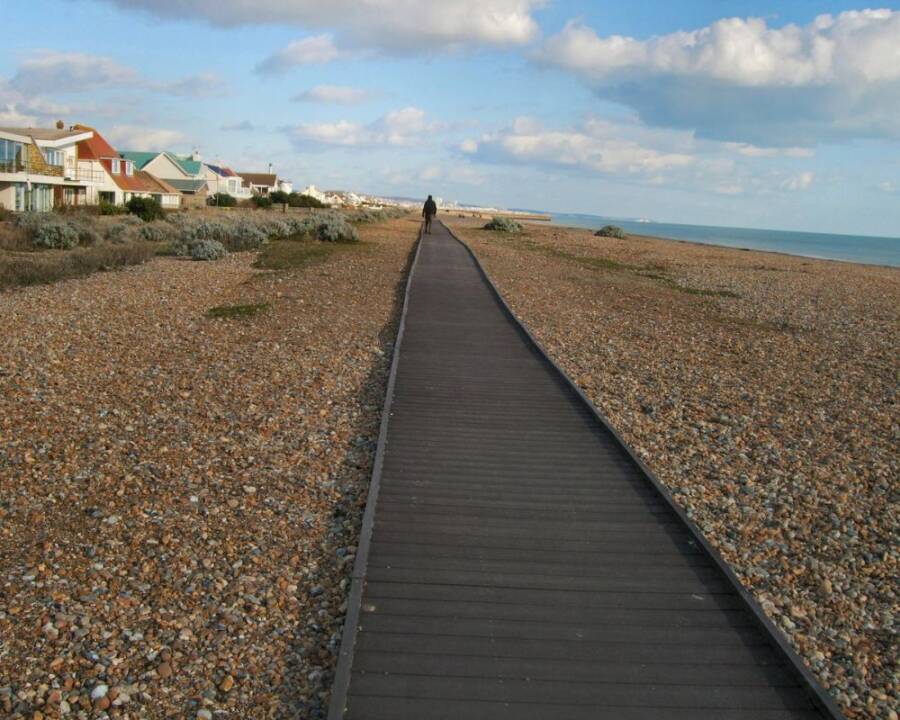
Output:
[
  {"xmin": 125, "ymin": 161, "xmax": 133, "ymax": 176},
  {"xmin": 0, "ymin": 139, "xmax": 25, "ymax": 171},
  {"xmin": 112, "ymin": 159, "xmax": 121, "ymax": 174},
  {"xmin": 228, "ymin": 179, "xmax": 237, "ymax": 194},
  {"xmin": 14, "ymin": 183, "xmax": 25, "ymax": 210},
  {"xmin": 42, "ymin": 148, "xmax": 63, "ymax": 166}
]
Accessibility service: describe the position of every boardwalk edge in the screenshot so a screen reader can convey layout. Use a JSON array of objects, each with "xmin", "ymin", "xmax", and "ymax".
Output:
[
  {"xmin": 327, "ymin": 224, "xmax": 425, "ymax": 720},
  {"xmin": 443, "ymin": 220, "xmax": 847, "ymax": 720}
]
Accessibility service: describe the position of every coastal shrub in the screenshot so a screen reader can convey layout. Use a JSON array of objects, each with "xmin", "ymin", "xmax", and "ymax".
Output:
[
  {"xmin": 193, "ymin": 221, "xmax": 230, "ymax": 241},
  {"xmin": 223, "ymin": 220, "xmax": 268, "ymax": 251},
  {"xmin": 105, "ymin": 223, "xmax": 133, "ymax": 243},
  {"xmin": 270, "ymin": 190, "xmax": 290, "ymax": 205},
  {"xmin": 126, "ymin": 197, "xmax": 165, "ymax": 222},
  {"xmin": 288, "ymin": 193, "xmax": 326, "ymax": 208},
  {"xmin": 251, "ymin": 195, "xmax": 273, "ymax": 208},
  {"xmin": 259, "ymin": 219, "xmax": 292, "ymax": 239},
  {"xmin": 32, "ymin": 222, "xmax": 79, "ymax": 249},
  {"xmin": 284, "ymin": 216, "xmax": 318, "ymax": 238},
  {"xmin": 353, "ymin": 209, "xmax": 387, "ymax": 224},
  {"xmin": 1, "ymin": 242, "xmax": 154, "ymax": 289},
  {"xmin": 76, "ymin": 226, "xmax": 102, "ymax": 246},
  {"xmin": 595, "ymin": 225, "xmax": 627, "ymax": 239},
  {"xmin": 208, "ymin": 193, "xmax": 237, "ymax": 208},
  {"xmin": 190, "ymin": 239, "xmax": 227, "ymax": 261},
  {"xmin": 316, "ymin": 213, "xmax": 358, "ymax": 243},
  {"xmin": 138, "ymin": 222, "xmax": 169, "ymax": 242},
  {"xmin": 484, "ymin": 216, "xmax": 522, "ymax": 233},
  {"xmin": 99, "ymin": 201, "xmax": 126, "ymax": 216},
  {"xmin": 14, "ymin": 212, "xmax": 46, "ymax": 233}
]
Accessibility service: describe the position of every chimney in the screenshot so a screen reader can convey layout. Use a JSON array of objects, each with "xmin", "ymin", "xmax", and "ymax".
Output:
[
  {"xmin": 56, "ymin": 120, "xmax": 65, "ymax": 130},
  {"xmin": 268, "ymin": 163, "xmax": 273, "ymax": 175},
  {"xmin": 192, "ymin": 149, "xmax": 201, "ymax": 161}
]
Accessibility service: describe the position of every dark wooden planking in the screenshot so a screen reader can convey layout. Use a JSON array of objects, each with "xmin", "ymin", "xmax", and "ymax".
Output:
[{"xmin": 327, "ymin": 221, "xmax": 843, "ymax": 720}]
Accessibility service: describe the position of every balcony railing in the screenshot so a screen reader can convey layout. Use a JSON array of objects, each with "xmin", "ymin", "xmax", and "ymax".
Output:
[{"xmin": 0, "ymin": 158, "xmax": 64, "ymax": 177}]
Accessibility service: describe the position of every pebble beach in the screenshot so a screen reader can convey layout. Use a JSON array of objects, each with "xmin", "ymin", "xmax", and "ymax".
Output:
[
  {"xmin": 447, "ymin": 217, "xmax": 899, "ymax": 720},
  {"xmin": 0, "ymin": 217, "xmax": 418, "ymax": 718}
]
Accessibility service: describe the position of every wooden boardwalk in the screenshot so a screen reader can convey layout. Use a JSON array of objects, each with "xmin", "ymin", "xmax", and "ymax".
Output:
[{"xmin": 328, "ymin": 221, "xmax": 843, "ymax": 720}]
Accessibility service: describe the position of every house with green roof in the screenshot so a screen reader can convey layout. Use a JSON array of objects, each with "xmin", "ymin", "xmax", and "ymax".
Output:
[{"xmin": 119, "ymin": 150, "xmax": 209, "ymax": 206}]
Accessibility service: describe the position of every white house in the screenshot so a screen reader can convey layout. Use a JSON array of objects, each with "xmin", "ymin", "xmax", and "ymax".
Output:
[{"xmin": 0, "ymin": 125, "xmax": 97, "ymax": 211}]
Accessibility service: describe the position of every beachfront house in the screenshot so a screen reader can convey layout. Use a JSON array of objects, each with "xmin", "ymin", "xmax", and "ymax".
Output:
[
  {"xmin": 202, "ymin": 162, "xmax": 251, "ymax": 200},
  {"xmin": 75, "ymin": 128, "xmax": 181, "ymax": 208},
  {"xmin": 119, "ymin": 150, "xmax": 208, "ymax": 207},
  {"xmin": 239, "ymin": 171, "xmax": 278, "ymax": 197},
  {"xmin": 0, "ymin": 125, "xmax": 97, "ymax": 211}
]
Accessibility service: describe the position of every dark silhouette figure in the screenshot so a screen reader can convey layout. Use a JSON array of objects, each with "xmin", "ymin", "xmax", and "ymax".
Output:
[{"xmin": 422, "ymin": 195, "xmax": 437, "ymax": 233}]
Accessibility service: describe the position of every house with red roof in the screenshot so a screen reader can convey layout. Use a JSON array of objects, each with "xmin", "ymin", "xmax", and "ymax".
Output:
[{"xmin": 74, "ymin": 125, "xmax": 181, "ymax": 208}]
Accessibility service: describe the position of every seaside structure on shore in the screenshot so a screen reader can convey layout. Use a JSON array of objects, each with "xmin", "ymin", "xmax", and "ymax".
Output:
[{"xmin": 0, "ymin": 125, "xmax": 95, "ymax": 211}]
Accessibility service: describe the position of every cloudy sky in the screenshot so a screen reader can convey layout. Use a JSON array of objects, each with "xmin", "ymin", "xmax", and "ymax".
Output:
[{"xmin": 3, "ymin": 0, "xmax": 900, "ymax": 235}]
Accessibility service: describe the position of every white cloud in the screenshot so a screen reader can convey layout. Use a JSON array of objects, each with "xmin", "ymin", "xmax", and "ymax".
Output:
[
  {"xmin": 12, "ymin": 51, "xmax": 138, "ymax": 93},
  {"xmin": 8, "ymin": 51, "xmax": 224, "ymax": 102},
  {"xmin": 464, "ymin": 116, "xmax": 695, "ymax": 176},
  {"xmin": 0, "ymin": 104, "xmax": 37, "ymax": 126},
  {"xmin": 536, "ymin": 10, "xmax": 900, "ymax": 144},
  {"xmin": 156, "ymin": 72, "xmax": 225, "ymax": 97},
  {"xmin": 255, "ymin": 35, "xmax": 340, "ymax": 75},
  {"xmin": 780, "ymin": 171, "xmax": 815, "ymax": 191},
  {"xmin": 292, "ymin": 84, "xmax": 374, "ymax": 104},
  {"xmin": 286, "ymin": 106, "xmax": 438, "ymax": 148},
  {"xmin": 725, "ymin": 143, "xmax": 815, "ymax": 158},
  {"xmin": 92, "ymin": 0, "xmax": 543, "ymax": 51},
  {"xmin": 878, "ymin": 180, "xmax": 897, "ymax": 193},
  {"xmin": 104, "ymin": 125, "xmax": 189, "ymax": 151},
  {"xmin": 460, "ymin": 138, "xmax": 480, "ymax": 154}
]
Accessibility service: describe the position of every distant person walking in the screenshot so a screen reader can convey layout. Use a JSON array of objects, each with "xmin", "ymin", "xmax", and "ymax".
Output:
[{"xmin": 422, "ymin": 195, "xmax": 437, "ymax": 234}]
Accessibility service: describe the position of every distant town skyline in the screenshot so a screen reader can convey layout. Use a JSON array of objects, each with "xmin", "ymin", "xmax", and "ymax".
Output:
[{"xmin": 3, "ymin": 0, "xmax": 899, "ymax": 236}]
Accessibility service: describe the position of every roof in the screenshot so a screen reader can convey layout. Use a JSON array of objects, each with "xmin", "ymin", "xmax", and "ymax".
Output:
[
  {"xmin": 164, "ymin": 178, "xmax": 208, "ymax": 193},
  {"xmin": 0, "ymin": 126, "xmax": 93, "ymax": 142},
  {"xmin": 205, "ymin": 163, "xmax": 238, "ymax": 178},
  {"xmin": 71, "ymin": 126, "xmax": 144, "ymax": 192},
  {"xmin": 171, "ymin": 155, "xmax": 202, "ymax": 176},
  {"xmin": 73, "ymin": 124, "xmax": 119, "ymax": 161},
  {"xmin": 239, "ymin": 172, "xmax": 277, "ymax": 187},
  {"xmin": 137, "ymin": 171, "xmax": 179, "ymax": 195},
  {"xmin": 119, "ymin": 151, "xmax": 159, "ymax": 170}
]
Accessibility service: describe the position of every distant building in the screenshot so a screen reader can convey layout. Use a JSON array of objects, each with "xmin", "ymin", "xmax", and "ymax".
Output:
[{"xmin": 239, "ymin": 172, "xmax": 278, "ymax": 196}]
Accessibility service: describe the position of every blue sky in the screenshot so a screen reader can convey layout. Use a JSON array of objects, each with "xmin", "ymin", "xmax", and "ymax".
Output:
[{"xmin": 2, "ymin": 0, "xmax": 899, "ymax": 236}]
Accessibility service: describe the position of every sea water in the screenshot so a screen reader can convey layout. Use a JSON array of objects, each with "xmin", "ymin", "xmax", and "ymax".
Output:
[{"xmin": 547, "ymin": 213, "xmax": 900, "ymax": 268}]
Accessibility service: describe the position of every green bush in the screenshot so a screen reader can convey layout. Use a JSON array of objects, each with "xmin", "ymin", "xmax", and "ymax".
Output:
[
  {"xmin": 251, "ymin": 195, "xmax": 273, "ymax": 208},
  {"xmin": 126, "ymin": 197, "xmax": 165, "ymax": 222},
  {"xmin": 270, "ymin": 190, "xmax": 290, "ymax": 205},
  {"xmin": 32, "ymin": 222, "xmax": 79, "ymax": 249},
  {"xmin": 595, "ymin": 225, "xmax": 628, "ymax": 239},
  {"xmin": 0, "ymin": 205, "xmax": 8, "ymax": 222},
  {"xmin": 190, "ymin": 239, "xmax": 227, "ymax": 261},
  {"xmin": 484, "ymin": 216, "xmax": 522, "ymax": 233},
  {"xmin": 99, "ymin": 201, "xmax": 127, "ymax": 216},
  {"xmin": 288, "ymin": 193, "xmax": 326, "ymax": 209},
  {"xmin": 316, "ymin": 213, "xmax": 358, "ymax": 243},
  {"xmin": 208, "ymin": 193, "xmax": 237, "ymax": 208}
]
